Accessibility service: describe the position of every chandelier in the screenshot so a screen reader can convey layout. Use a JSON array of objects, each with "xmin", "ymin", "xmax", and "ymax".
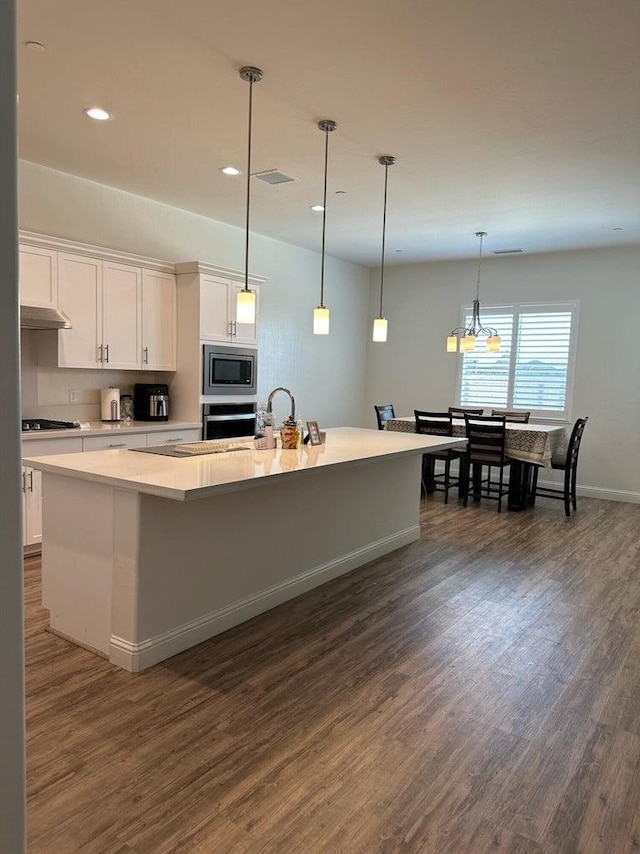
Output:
[{"xmin": 447, "ymin": 231, "xmax": 501, "ymax": 353}]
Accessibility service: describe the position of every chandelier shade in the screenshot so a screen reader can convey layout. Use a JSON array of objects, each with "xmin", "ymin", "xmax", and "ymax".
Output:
[
  {"xmin": 447, "ymin": 231, "xmax": 501, "ymax": 353},
  {"xmin": 236, "ymin": 66, "xmax": 263, "ymax": 327}
]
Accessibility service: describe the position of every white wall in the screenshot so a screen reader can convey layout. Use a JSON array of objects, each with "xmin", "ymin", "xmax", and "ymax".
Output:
[
  {"xmin": 365, "ymin": 246, "xmax": 640, "ymax": 500},
  {"xmin": 0, "ymin": 0, "xmax": 26, "ymax": 850},
  {"xmin": 18, "ymin": 161, "xmax": 371, "ymax": 430}
]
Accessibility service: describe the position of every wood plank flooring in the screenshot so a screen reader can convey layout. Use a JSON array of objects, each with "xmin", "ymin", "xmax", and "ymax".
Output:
[{"xmin": 25, "ymin": 495, "xmax": 640, "ymax": 853}]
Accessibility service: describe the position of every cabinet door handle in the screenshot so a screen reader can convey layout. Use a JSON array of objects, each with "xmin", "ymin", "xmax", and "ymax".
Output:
[
  {"xmin": 104, "ymin": 344, "xmax": 110, "ymax": 363},
  {"xmin": 28, "ymin": 470, "xmax": 34, "ymax": 492},
  {"xmin": 98, "ymin": 344, "xmax": 103, "ymax": 363},
  {"xmin": 107, "ymin": 442, "xmax": 126, "ymax": 448},
  {"xmin": 143, "ymin": 346, "xmax": 149, "ymax": 364},
  {"xmin": 22, "ymin": 470, "xmax": 26, "ymax": 493}
]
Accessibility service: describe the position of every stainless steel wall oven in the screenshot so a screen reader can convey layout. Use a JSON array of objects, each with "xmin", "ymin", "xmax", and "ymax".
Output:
[{"xmin": 202, "ymin": 402, "xmax": 257, "ymax": 441}]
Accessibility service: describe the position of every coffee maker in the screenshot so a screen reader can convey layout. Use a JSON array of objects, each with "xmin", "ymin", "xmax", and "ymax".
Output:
[{"xmin": 133, "ymin": 383, "xmax": 169, "ymax": 422}]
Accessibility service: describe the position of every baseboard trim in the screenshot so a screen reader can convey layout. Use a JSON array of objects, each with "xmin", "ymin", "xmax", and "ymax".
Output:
[
  {"xmin": 109, "ymin": 524, "xmax": 420, "ymax": 672},
  {"xmin": 534, "ymin": 477, "xmax": 640, "ymax": 505}
]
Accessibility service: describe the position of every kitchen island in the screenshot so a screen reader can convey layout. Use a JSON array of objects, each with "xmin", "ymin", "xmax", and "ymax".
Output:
[{"xmin": 24, "ymin": 427, "xmax": 466, "ymax": 671}]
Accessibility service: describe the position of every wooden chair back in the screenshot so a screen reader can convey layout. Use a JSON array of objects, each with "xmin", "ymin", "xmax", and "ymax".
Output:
[
  {"xmin": 449, "ymin": 406, "xmax": 484, "ymax": 417},
  {"xmin": 414, "ymin": 410, "xmax": 453, "ymax": 437},
  {"xmin": 564, "ymin": 416, "xmax": 589, "ymax": 472},
  {"xmin": 491, "ymin": 409, "xmax": 531, "ymax": 423},
  {"xmin": 464, "ymin": 414, "xmax": 507, "ymax": 465},
  {"xmin": 374, "ymin": 404, "xmax": 395, "ymax": 430}
]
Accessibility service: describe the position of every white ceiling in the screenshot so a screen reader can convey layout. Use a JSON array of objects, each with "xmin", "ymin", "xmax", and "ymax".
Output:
[{"xmin": 17, "ymin": 0, "xmax": 640, "ymax": 266}]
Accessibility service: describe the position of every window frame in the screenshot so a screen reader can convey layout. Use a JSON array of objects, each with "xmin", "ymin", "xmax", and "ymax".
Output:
[{"xmin": 455, "ymin": 301, "xmax": 579, "ymax": 422}]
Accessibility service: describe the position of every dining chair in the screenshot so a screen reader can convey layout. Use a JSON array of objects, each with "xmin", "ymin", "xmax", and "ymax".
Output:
[
  {"xmin": 491, "ymin": 409, "xmax": 531, "ymax": 423},
  {"xmin": 462, "ymin": 414, "xmax": 511, "ymax": 512},
  {"xmin": 374, "ymin": 404, "xmax": 395, "ymax": 430},
  {"xmin": 414, "ymin": 410, "xmax": 465, "ymax": 504},
  {"xmin": 531, "ymin": 417, "xmax": 589, "ymax": 516},
  {"xmin": 449, "ymin": 406, "xmax": 484, "ymax": 417}
]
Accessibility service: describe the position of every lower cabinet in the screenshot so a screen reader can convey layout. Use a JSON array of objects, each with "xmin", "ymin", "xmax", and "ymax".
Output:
[
  {"xmin": 22, "ymin": 466, "xmax": 43, "ymax": 547},
  {"xmin": 22, "ymin": 427, "xmax": 200, "ymax": 549},
  {"xmin": 82, "ymin": 433, "xmax": 148, "ymax": 452},
  {"xmin": 22, "ymin": 436, "xmax": 83, "ymax": 550},
  {"xmin": 147, "ymin": 428, "xmax": 201, "ymax": 445}
]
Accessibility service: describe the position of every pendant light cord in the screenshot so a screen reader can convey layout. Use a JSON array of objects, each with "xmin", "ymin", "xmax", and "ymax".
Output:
[
  {"xmin": 379, "ymin": 162, "xmax": 389, "ymax": 317},
  {"xmin": 320, "ymin": 127, "xmax": 330, "ymax": 308},
  {"xmin": 239, "ymin": 67, "xmax": 263, "ymax": 294},
  {"xmin": 243, "ymin": 77, "xmax": 254, "ymax": 295},
  {"xmin": 475, "ymin": 230, "xmax": 485, "ymax": 302},
  {"xmin": 377, "ymin": 155, "xmax": 396, "ymax": 318}
]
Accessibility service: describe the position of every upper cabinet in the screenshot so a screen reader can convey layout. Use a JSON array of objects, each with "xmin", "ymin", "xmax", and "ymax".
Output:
[
  {"xmin": 19, "ymin": 245, "xmax": 58, "ymax": 307},
  {"xmin": 57, "ymin": 254, "xmax": 142, "ymax": 370},
  {"xmin": 200, "ymin": 274, "xmax": 259, "ymax": 346},
  {"xmin": 20, "ymin": 233, "xmax": 177, "ymax": 371},
  {"xmin": 142, "ymin": 270, "xmax": 177, "ymax": 370}
]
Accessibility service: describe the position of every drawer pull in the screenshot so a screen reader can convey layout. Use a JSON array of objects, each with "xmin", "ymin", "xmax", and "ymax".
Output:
[
  {"xmin": 164, "ymin": 438, "xmax": 181, "ymax": 443},
  {"xmin": 108, "ymin": 443, "xmax": 126, "ymax": 448}
]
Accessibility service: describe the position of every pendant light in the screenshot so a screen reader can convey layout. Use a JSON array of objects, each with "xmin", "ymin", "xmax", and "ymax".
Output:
[
  {"xmin": 236, "ymin": 66, "xmax": 263, "ymax": 326},
  {"xmin": 313, "ymin": 119, "xmax": 337, "ymax": 335},
  {"xmin": 446, "ymin": 231, "xmax": 501, "ymax": 353},
  {"xmin": 373, "ymin": 155, "xmax": 396, "ymax": 342}
]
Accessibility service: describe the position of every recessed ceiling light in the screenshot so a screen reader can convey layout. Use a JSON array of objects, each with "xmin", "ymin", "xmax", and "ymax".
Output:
[
  {"xmin": 220, "ymin": 166, "xmax": 241, "ymax": 176},
  {"xmin": 25, "ymin": 41, "xmax": 46, "ymax": 52},
  {"xmin": 83, "ymin": 107, "xmax": 112, "ymax": 121},
  {"xmin": 310, "ymin": 204, "xmax": 324, "ymax": 212}
]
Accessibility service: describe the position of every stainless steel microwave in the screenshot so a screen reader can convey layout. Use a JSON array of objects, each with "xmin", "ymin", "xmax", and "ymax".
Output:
[{"xmin": 202, "ymin": 345, "xmax": 257, "ymax": 396}]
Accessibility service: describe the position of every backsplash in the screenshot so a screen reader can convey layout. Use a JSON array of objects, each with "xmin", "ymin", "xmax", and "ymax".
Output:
[{"xmin": 20, "ymin": 330, "xmax": 174, "ymax": 422}]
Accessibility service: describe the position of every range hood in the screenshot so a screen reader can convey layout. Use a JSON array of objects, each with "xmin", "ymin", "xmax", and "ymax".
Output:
[{"xmin": 20, "ymin": 304, "xmax": 73, "ymax": 330}]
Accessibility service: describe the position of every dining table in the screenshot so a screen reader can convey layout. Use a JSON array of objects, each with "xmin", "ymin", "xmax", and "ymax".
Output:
[{"xmin": 384, "ymin": 417, "xmax": 568, "ymax": 510}]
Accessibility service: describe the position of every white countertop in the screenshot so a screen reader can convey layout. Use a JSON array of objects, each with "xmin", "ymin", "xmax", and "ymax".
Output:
[
  {"xmin": 21, "ymin": 419, "xmax": 201, "ymax": 441},
  {"xmin": 24, "ymin": 426, "xmax": 467, "ymax": 502}
]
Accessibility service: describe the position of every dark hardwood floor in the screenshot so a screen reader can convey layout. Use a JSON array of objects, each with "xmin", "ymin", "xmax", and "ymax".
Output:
[{"xmin": 25, "ymin": 495, "xmax": 640, "ymax": 853}]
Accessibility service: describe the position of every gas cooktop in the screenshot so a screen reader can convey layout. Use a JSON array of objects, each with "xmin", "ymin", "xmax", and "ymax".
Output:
[{"xmin": 21, "ymin": 418, "xmax": 80, "ymax": 432}]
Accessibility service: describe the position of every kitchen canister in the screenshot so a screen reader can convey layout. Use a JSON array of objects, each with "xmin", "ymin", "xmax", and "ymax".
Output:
[{"xmin": 100, "ymin": 387, "xmax": 121, "ymax": 422}]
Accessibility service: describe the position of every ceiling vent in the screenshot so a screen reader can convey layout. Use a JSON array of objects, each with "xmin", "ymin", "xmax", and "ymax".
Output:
[
  {"xmin": 493, "ymin": 249, "xmax": 525, "ymax": 255},
  {"xmin": 253, "ymin": 169, "xmax": 297, "ymax": 185}
]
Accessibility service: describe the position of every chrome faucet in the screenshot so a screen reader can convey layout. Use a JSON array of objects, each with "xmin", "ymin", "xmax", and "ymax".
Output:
[{"xmin": 266, "ymin": 387, "xmax": 296, "ymax": 421}]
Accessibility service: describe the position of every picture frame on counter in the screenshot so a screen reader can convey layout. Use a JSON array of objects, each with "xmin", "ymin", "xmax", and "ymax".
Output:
[{"xmin": 306, "ymin": 421, "xmax": 322, "ymax": 446}]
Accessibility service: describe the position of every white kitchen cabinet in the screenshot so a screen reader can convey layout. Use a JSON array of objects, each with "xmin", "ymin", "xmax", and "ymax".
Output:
[
  {"xmin": 56, "ymin": 252, "xmax": 103, "ymax": 369},
  {"xmin": 82, "ymin": 432, "xmax": 148, "ymax": 452},
  {"xmin": 200, "ymin": 275, "xmax": 259, "ymax": 346},
  {"xmin": 22, "ymin": 466, "xmax": 43, "ymax": 547},
  {"xmin": 102, "ymin": 261, "xmax": 142, "ymax": 370},
  {"xmin": 146, "ymin": 428, "xmax": 201, "ymax": 445},
  {"xmin": 141, "ymin": 270, "xmax": 176, "ymax": 370},
  {"xmin": 56, "ymin": 254, "xmax": 141, "ymax": 370},
  {"xmin": 20, "ymin": 233, "xmax": 175, "ymax": 372},
  {"xmin": 19, "ymin": 245, "xmax": 58, "ymax": 307},
  {"xmin": 22, "ymin": 436, "xmax": 83, "ymax": 550}
]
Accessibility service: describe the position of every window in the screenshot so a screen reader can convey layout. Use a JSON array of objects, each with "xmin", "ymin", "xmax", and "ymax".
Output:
[{"xmin": 457, "ymin": 302, "xmax": 578, "ymax": 420}]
